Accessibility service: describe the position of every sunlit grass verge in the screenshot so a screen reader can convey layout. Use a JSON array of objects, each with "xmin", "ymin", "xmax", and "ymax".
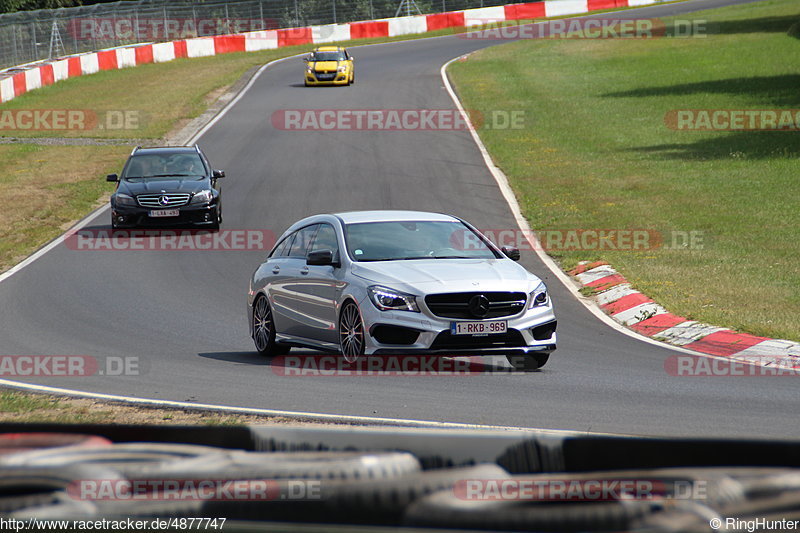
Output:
[
  {"xmin": 448, "ymin": 0, "xmax": 800, "ymax": 341},
  {"xmin": 0, "ymin": 144, "xmax": 130, "ymax": 272},
  {"xmin": 0, "ymin": 390, "xmax": 293, "ymax": 425}
]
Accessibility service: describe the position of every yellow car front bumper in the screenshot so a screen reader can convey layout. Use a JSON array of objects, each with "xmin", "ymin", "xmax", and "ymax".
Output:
[{"xmin": 305, "ymin": 72, "xmax": 351, "ymax": 86}]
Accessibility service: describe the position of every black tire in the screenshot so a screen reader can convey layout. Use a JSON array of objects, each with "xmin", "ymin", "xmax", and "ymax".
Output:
[
  {"xmin": 338, "ymin": 300, "xmax": 365, "ymax": 363},
  {"xmin": 506, "ymin": 352, "xmax": 549, "ymax": 372},
  {"xmin": 252, "ymin": 295, "xmax": 280, "ymax": 356}
]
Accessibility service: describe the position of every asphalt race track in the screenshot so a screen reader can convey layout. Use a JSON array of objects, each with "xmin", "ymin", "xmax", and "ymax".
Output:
[{"xmin": 0, "ymin": 0, "xmax": 792, "ymax": 438}]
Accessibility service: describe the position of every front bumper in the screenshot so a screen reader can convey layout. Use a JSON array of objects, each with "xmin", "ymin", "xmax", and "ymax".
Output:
[
  {"xmin": 358, "ymin": 294, "xmax": 557, "ymax": 356},
  {"xmin": 111, "ymin": 203, "xmax": 219, "ymax": 228},
  {"xmin": 305, "ymin": 71, "xmax": 350, "ymax": 85}
]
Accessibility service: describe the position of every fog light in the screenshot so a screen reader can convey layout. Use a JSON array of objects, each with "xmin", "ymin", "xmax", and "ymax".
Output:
[{"xmin": 117, "ymin": 216, "xmax": 124, "ymax": 223}]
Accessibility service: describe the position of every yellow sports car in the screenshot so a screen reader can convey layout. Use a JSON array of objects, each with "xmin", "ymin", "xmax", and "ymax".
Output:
[{"xmin": 303, "ymin": 46, "xmax": 355, "ymax": 86}]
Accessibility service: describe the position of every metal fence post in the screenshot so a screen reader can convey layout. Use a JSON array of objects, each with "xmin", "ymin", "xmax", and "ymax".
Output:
[
  {"xmin": 332, "ymin": 0, "xmax": 337, "ymax": 24},
  {"xmin": 31, "ymin": 20, "xmax": 37, "ymax": 61}
]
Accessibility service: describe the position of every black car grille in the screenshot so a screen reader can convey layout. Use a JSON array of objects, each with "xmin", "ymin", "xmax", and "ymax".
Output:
[
  {"xmin": 314, "ymin": 71, "xmax": 336, "ymax": 80},
  {"xmin": 430, "ymin": 329, "xmax": 526, "ymax": 350},
  {"xmin": 425, "ymin": 292, "xmax": 527, "ymax": 319},
  {"xmin": 137, "ymin": 193, "xmax": 191, "ymax": 208}
]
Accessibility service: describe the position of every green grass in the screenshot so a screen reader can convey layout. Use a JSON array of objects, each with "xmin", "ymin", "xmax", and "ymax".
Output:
[
  {"xmin": 448, "ymin": 0, "xmax": 800, "ymax": 341},
  {"xmin": 0, "ymin": 144, "xmax": 130, "ymax": 272},
  {"xmin": 0, "ymin": 390, "xmax": 263, "ymax": 425}
]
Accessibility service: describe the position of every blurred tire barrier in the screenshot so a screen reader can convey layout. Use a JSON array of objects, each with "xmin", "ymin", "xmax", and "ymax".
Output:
[
  {"xmin": 0, "ymin": 464, "xmax": 121, "ymax": 516},
  {"xmin": 202, "ymin": 463, "xmax": 509, "ymax": 525},
  {"xmin": 404, "ymin": 489, "xmax": 663, "ymax": 531},
  {"xmin": 0, "ymin": 433, "xmax": 111, "ymax": 456},
  {"xmin": 139, "ymin": 450, "xmax": 421, "ymax": 481},
  {"xmin": 0, "ymin": 422, "xmax": 800, "ymax": 530},
  {"xmin": 0, "ymin": 443, "xmax": 225, "ymax": 476}
]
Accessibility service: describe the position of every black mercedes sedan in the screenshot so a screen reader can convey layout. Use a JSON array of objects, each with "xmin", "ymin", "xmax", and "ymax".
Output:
[{"xmin": 107, "ymin": 145, "xmax": 225, "ymax": 229}]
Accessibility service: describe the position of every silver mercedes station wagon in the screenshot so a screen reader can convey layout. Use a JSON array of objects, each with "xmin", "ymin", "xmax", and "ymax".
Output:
[{"xmin": 247, "ymin": 211, "xmax": 557, "ymax": 370}]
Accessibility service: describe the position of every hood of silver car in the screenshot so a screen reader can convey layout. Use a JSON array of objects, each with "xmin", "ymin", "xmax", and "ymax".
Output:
[{"xmin": 350, "ymin": 258, "xmax": 540, "ymax": 291}]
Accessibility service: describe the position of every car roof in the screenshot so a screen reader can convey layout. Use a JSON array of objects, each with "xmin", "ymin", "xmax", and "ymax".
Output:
[
  {"xmin": 314, "ymin": 46, "xmax": 345, "ymax": 52},
  {"xmin": 334, "ymin": 210, "xmax": 458, "ymax": 224},
  {"xmin": 133, "ymin": 146, "xmax": 199, "ymax": 155}
]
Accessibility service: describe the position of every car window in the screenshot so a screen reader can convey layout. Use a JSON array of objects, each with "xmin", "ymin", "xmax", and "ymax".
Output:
[
  {"xmin": 269, "ymin": 234, "xmax": 293, "ymax": 258},
  {"xmin": 313, "ymin": 51, "xmax": 347, "ymax": 61},
  {"xmin": 288, "ymin": 224, "xmax": 319, "ymax": 258},
  {"xmin": 123, "ymin": 153, "xmax": 205, "ymax": 179},
  {"xmin": 309, "ymin": 224, "xmax": 339, "ymax": 256},
  {"xmin": 345, "ymin": 221, "xmax": 499, "ymax": 262}
]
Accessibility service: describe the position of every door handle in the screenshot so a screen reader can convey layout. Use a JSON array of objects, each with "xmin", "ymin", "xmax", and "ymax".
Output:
[
  {"xmin": 300, "ymin": 267, "xmax": 309, "ymax": 275},
  {"xmin": 272, "ymin": 266, "xmax": 280, "ymax": 274}
]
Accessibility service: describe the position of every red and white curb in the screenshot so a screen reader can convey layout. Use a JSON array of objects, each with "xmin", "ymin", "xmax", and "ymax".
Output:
[
  {"xmin": 0, "ymin": 0, "xmax": 658, "ymax": 104},
  {"xmin": 571, "ymin": 261, "xmax": 800, "ymax": 366}
]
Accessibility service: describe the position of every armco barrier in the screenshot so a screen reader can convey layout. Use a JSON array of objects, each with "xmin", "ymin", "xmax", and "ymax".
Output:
[{"xmin": 0, "ymin": 0, "xmax": 662, "ymax": 104}]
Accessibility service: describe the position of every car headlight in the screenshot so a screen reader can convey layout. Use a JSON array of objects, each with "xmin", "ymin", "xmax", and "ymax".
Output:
[
  {"xmin": 529, "ymin": 282, "xmax": 549, "ymax": 308},
  {"xmin": 190, "ymin": 190, "xmax": 213, "ymax": 205},
  {"xmin": 306, "ymin": 66, "xmax": 313, "ymax": 73},
  {"xmin": 337, "ymin": 65, "xmax": 347, "ymax": 73},
  {"xmin": 368, "ymin": 286, "xmax": 419, "ymax": 312},
  {"xmin": 114, "ymin": 193, "xmax": 136, "ymax": 206}
]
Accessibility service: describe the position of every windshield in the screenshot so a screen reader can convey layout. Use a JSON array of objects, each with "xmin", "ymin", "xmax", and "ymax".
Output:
[
  {"xmin": 122, "ymin": 153, "xmax": 206, "ymax": 180},
  {"xmin": 312, "ymin": 51, "xmax": 347, "ymax": 61},
  {"xmin": 345, "ymin": 221, "xmax": 499, "ymax": 262}
]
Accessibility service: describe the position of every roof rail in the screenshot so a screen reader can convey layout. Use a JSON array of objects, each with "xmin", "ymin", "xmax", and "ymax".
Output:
[{"xmin": 130, "ymin": 145, "xmax": 141, "ymax": 156}]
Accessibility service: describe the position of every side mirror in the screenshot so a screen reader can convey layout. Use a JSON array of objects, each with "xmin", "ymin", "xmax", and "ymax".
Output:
[
  {"xmin": 307, "ymin": 249, "xmax": 337, "ymax": 266},
  {"xmin": 212, "ymin": 169, "xmax": 225, "ymax": 178},
  {"xmin": 501, "ymin": 246, "xmax": 520, "ymax": 261},
  {"xmin": 106, "ymin": 173, "xmax": 118, "ymax": 182}
]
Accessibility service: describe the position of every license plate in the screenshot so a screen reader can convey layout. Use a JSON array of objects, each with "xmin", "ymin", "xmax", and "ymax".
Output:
[
  {"xmin": 451, "ymin": 320, "xmax": 507, "ymax": 335},
  {"xmin": 317, "ymin": 74, "xmax": 335, "ymax": 80},
  {"xmin": 149, "ymin": 209, "xmax": 179, "ymax": 217}
]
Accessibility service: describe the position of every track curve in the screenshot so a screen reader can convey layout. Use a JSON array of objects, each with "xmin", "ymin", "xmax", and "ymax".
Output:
[{"xmin": 1, "ymin": 0, "xmax": 792, "ymax": 438}]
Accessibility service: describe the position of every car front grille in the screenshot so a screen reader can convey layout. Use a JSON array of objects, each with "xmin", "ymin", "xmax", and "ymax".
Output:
[
  {"xmin": 137, "ymin": 194, "xmax": 191, "ymax": 208},
  {"xmin": 315, "ymin": 72, "xmax": 336, "ymax": 80},
  {"xmin": 430, "ymin": 329, "xmax": 527, "ymax": 350},
  {"xmin": 425, "ymin": 292, "xmax": 527, "ymax": 319}
]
